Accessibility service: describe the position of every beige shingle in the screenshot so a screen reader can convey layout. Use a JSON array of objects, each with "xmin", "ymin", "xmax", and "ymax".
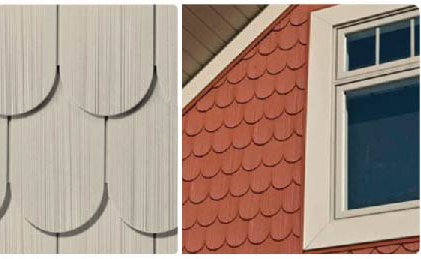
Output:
[
  {"xmin": 10, "ymin": 81, "xmax": 105, "ymax": 233},
  {"xmin": 60, "ymin": 5, "xmax": 154, "ymax": 116},
  {"xmin": 0, "ymin": 202, "xmax": 56, "ymax": 253},
  {"xmin": 107, "ymin": 5, "xmax": 177, "ymax": 235},
  {"xmin": 0, "ymin": 6, "xmax": 57, "ymax": 116},
  {"xmin": 0, "ymin": 5, "xmax": 177, "ymax": 253},
  {"xmin": 58, "ymin": 198, "xmax": 154, "ymax": 254}
]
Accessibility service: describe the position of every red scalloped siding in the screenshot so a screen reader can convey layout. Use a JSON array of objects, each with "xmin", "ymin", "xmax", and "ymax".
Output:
[
  {"xmin": 182, "ymin": 4, "xmax": 419, "ymax": 254},
  {"xmin": 306, "ymin": 237, "xmax": 419, "ymax": 254}
]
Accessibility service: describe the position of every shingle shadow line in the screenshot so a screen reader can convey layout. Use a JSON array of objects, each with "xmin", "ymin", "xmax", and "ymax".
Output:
[
  {"xmin": 11, "ymin": 67, "xmax": 60, "ymax": 120},
  {"xmin": 73, "ymin": 66, "xmax": 158, "ymax": 119},
  {"xmin": 108, "ymin": 66, "xmax": 158, "ymax": 119},
  {"xmin": 122, "ymin": 220, "xmax": 177, "ymax": 238},
  {"xmin": 0, "ymin": 183, "xmax": 11, "ymax": 221},
  {"xmin": 156, "ymin": 227, "xmax": 178, "ymax": 238},
  {"xmin": 25, "ymin": 183, "xmax": 109, "ymax": 237},
  {"xmin": 120, "ymin": 220, "xmax": 155, "ymax": 238}
]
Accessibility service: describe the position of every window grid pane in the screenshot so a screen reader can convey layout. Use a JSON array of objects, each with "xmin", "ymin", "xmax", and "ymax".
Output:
[
  {"xmin": 379, "ymin": 19, "xmax": 411, "ymax": 64},
  {"xmin": 346, "ymin": 29, "xmax": 376, "ymax": 71},
  {"xmin": 345, "ymin": 16, "xmax": 418, "ymax": 72}
]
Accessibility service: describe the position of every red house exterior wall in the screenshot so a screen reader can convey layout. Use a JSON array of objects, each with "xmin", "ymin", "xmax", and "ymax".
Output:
[
  {"xmin": 306, "ymin": 236, "xmax": 419, "ymax": 254},
  {"xmin": 182, "ymin": 5, "xmax": 419, "ymax": 254}
]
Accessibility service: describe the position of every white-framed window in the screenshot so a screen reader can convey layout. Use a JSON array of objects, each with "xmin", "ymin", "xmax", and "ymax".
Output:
[{"xmin": 304, "ymin": 5, "xmax": 419, "ymax": 250}]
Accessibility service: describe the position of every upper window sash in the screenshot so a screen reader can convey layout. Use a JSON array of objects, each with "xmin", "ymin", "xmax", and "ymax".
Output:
[{"xmin": 335, "ymin": 7, "xmax": 419, "ymax": 84}]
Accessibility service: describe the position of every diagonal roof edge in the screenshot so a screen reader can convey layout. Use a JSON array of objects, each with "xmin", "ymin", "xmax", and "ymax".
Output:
[{"xmin": 182, "ymin": 4, "xmax": 291, "ymax": 109}]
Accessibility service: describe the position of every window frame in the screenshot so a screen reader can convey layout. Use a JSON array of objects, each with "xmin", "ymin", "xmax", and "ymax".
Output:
[
  {"xmin": 335, "ymin": 71, "xmax": 420, "ymax": 219},
  {"xmin": 304, "ymin": 4, "xmax": 420, "ymax": 250},
  {"xmin": 336, "ymin": 8, "xmax": 419, "ymax": 80}
]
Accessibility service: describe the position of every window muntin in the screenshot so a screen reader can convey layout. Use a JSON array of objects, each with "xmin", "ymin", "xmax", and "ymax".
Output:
[
  {"xmin": 346, "ymin": 78, "xmax": 419, "ymax": 210},
  {"xmin": 337, "ymin": 8, "xmax": 419, "ymax": 80},
  {"xmin": 345, "ymin": 18, "xmax": 415, "ymax": 71},
  {"xmin": 415, "ymin": 17, "xmax": 419, "ymax": 55}
]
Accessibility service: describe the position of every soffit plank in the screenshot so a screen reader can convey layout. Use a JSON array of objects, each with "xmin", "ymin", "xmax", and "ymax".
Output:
[
  {"xmin": 188, "ymin": 5, "xmax": 236, "ymax": 41},
  {"xmin": 182, "ymin": 51, "xmax": 202, "ymax": 76},
  {"xmin": 0, "ymin": 6, "xmax": 57, "ymax": 116},
  {"xmin": 182, "ymin": 29, "xmax": 213, "ymax": 66},
  {"xmin": 182, "ymin": 8, "xmax": 224, "ymax": 53},
  {"xmin": 60, "ymin": 5, "xmax": 153, "ymax": 116},
  {"xmin": 183, "ymin": 71, "xmax": 190, "ymax": 84},
  {"xmin": 211, "ymin": 5, "xmax": 249, "ymax": 30},
  {"xmin": 235, "ymin": 5, "xmax": 263, "ymax": 18},
  {"xmin": 10, "ymin": 82, "xmax": 105, "ymax": 233}
]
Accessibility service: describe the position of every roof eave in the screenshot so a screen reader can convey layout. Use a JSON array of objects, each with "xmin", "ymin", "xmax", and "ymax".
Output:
[{"xmin": 182, "ymin": 4, "xmax": 291, "ymax": 109}]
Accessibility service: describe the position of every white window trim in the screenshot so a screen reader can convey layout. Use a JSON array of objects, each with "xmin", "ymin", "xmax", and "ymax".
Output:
[{"xmin": 304, "ymin": 5, "xmax": 420, "ymax": 250}]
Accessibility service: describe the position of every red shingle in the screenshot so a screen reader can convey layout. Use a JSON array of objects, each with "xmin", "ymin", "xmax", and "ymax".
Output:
[
  {"xmin": 196, "ymin": 89, "xmax": 216, "ymax": 112},
  {"xmin": 306, "ymin": 237, "xmax": 419, "ymax": 254},
  {"xmin": 182, "ymin": 5, "xmax": 322, "ymax": 254}
]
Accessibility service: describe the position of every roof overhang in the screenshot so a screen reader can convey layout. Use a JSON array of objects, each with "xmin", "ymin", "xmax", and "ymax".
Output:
[{"xmin": 182, "ymin": 4, "xmax": 290, "ymax": 108}]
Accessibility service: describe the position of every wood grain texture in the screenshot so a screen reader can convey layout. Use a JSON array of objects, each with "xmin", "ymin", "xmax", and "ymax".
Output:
[
  {"xmin": 0, "ymin": 6, "xmax": 57, "ymax": 116},
  {"xmin": 107, "ymin": 5, "xmax": 177, "ymax": 234},
  {"xmin": 0, "ymin": 117, "xmax": 6, "ymax": 207},
  {"xmin": 156, "ymin": 5, "xmax": 178, "ymax": 106},
  {"xmin": 9, "ymin": 81, "xmax": 105, "ymax": 233},
  {"xmin": 156, "ymin": 231, "xmax": 178, "ymax": 254},
  {"xmin": 58, "ymin": 199, "xmax": 154, "ymax": 254},
  {"xmin": 60, "ymin": 5, "xmax": 154, "ymax": 116},
  {"xmin": 0, "ymin": 5, "xmax": 178, "ymax": 252},
  {"xmin": 0, "ymin": 202, "xmax": 56, "ymax": 253},
  {"xmin": 107, "ymin": 80, "xmax": 177, "ymax": 234}
]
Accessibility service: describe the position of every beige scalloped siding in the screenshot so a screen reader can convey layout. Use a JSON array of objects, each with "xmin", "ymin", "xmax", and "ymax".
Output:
[{"xmin": 0, "ymin": 5, "xmax": 177, "ymax": 254}]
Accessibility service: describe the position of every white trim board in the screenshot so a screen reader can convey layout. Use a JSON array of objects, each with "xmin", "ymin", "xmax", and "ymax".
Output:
[
  {"xmin": 182, "ymin": 4, "xmax": 289, "ymax": 107},
  {"xmin": 304, "ymin": 5, "xmax": 419, "ymax": 250}
]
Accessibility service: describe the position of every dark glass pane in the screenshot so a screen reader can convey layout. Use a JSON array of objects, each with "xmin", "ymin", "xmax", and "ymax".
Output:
[
  {"xmin": 346, "ymin": 29, "xmax": 376, "ymax": 71},
  {"xmin": 347, "ymin": 78, "xmax": 420, "ymax": 210},
  {"xmin": 415, "ymin": 17, "xmax": 419, "ymax": 56},
  {"xmin": 380, "ymin": 20, "xmax": 411, "ymax": 63}
]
